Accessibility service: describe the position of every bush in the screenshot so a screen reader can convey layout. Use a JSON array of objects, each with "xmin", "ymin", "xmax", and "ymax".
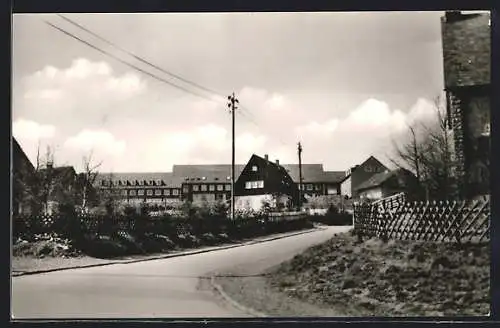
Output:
[{"xmin": 81, "ymin": 235, "xmax": 129, "ymax": 258}]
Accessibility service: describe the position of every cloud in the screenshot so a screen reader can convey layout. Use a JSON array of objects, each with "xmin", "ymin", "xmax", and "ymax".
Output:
[
  {"xmin": 294, "ymin": 97, "xmax": 438, "ymax": 169},
  {"xmin": 64, "ymin": 129, "xmax": 126, "ymax": 155},
  {"xmin": 13, "ymin": 118, "xmax": 56, "ymax": 141}
]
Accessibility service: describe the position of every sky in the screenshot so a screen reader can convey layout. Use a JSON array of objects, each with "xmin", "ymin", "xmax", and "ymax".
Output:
[{"xmin": 12, "ymin": 11, "xmax": 447, "ymax": 173}]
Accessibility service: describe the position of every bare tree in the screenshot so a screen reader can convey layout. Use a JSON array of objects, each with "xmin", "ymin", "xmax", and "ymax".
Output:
[
  {"xmin": 388, "ymin": 96, "xmax": 458, "ymax": 201},
  {"xmin": 80, "ymin": 150, "xmax": 103, "ymax": 213}
]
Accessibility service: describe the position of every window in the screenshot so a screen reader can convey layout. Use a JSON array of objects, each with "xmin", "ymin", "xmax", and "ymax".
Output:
[
  {"xmin": 215, "ymin": 194, "xmax": 224, "ymax": 201},
  {"xmin": 157, "ymin": 180, "xmax": 163, "ymax": 186},
  {"xmin": 164, "ymin": 189, "xmax": 171, "ymax": 196},
  {"xmin": 138, "ymin": 189, "xmax": 145, "ymax": 196},
  {"xmin": 172, "ymin": 189, "xmax": 179, "ymax": 196},
  {"xmin": 129, "ymin": 190, "xmax": 136, "ymax": 196},
  {"xmin": 118, "ymin": 181, "xmax": 122, "ymax": 186},
  {"xmin": 201, "ymin": 184, "xmax": 207, "ymax": 191},
  {"xmin": 101, "ymin": 180, "xmax": 107, "ymax": 186},
  {"xmin": 245, "ymin": 180, "xmax": 264, "ymax": 189},
  {"xmin": 217, "ymin": 184, "xmax": 223, "ymax": 191},
  {"xmin": 225, "ymin": 184, "xmax": 231, "ymax": 191},
  {"xmin": 226, "ymin": 176, "xmax": 231, "ymax": 180},
  {"xmin": 192, "ymin": 184, "xmax": 199, "ymax": 191},
  {"xmin": 183, "ymin": 186, "xmax": 189, "ymax": 193},
  {"xmin": 315, "ymin": 184, "xmax": 321, "ymax": 191},
  {"xmin": 150, "ymin": 180, "xmax": 155, "ymax": 185},
  {"xmin": 122, "ymin": 190, "xmax": 128, "ymax": 196},
  {"xmin": 209, "ymin": 184, "xmax": 215, "ymax": 191},
  {"xmin": 155, "ymin": 189, "xmax": 162, "ymax": 196},
  {"xmin": 202, "ymin": 177, "xmax": 206, "ymax": 181},
  {"xmin": 251, "ymin": 165, "xmax": 258, "ymax": 172},
  {"xmin": 307, "ymin": 184, "xmax": 313, "ymax": 191},
  {"xmin": 146, "ymin": 189, "xmax": 153, "ymax": 196}
]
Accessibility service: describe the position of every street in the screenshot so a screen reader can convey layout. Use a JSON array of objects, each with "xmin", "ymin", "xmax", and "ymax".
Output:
[{"xmin": 12, "ymin": 226, "xmax": 350, "ymax": 319}]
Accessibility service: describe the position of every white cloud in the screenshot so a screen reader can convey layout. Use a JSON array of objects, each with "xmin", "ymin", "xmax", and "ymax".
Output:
[
  {"xmin": 64, "ymin": 129, "xmax": 126, "ymax": 155},
  {"xmin": 13, "ymin": 119, "xmax": 56, "ymax": 141},
  {"xmin": 22, "ymin": 58, "xmax": 147, "ymax": 104}
]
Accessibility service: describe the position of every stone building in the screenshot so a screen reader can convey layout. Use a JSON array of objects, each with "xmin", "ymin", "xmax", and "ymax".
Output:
[{"xmin": 441, "ymin": 11, "xmax": 491, "ymax": 198}]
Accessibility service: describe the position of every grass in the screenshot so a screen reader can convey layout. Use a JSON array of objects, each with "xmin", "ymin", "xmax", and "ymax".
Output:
[{"xmin": 268, "ymin": 232, "xmax": 490, "ymax": 316}]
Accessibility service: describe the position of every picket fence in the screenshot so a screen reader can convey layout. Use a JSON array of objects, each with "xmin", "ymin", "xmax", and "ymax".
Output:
[{"xmin": 354, "ymin": 193, "xmax": 490, "ymax": 243}]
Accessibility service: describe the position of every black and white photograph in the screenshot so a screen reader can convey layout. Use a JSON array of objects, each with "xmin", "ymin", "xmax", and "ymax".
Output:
[{"xmin": 11, "ymin": 10, "xmax": 491, "ymax": 319}]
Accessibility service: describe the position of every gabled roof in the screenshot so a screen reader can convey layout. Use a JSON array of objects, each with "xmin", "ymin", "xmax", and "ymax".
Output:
[
  {"xmin": 12, "ymin": 137, "xmax": 35, "ymax": 172},
  {"xmin": 39, "ymin": 166, "xmax": 76, "ymax": 177},
  {"xmin": 355, "ymin": 168, "xmax": 414, "ymax": 192},
  {"xmin": 172, "ymin": 164, "xmax": 246, "ymax": 183}
]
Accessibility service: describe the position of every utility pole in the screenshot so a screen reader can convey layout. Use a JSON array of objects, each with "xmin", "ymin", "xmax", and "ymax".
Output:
[
  {"xmin": 298, "ymin": 141, "xmax": 303, "ymax": 210},
  {"xmin": 228, "ymin": 93, "xmax": 239, "ymax": 220}
]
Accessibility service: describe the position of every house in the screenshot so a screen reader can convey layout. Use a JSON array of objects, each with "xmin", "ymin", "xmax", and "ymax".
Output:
[
  {"xmin": 441, "ymin": 11, "xmax": 491, "ymax": 198},
  {"xmin": 95, "ymin": 172, "xmax": 184, "ymax": 209},
  {"xmin": 12, "ymin": 137, "xmax": 35, "ymax": 216},
  {"xmin": 38, "ymin": 165, "xmax": 78, "ymax": 214},
  {"xmin": 95, "ymin": 160, "xmax": 344, "ymax": 210},
  {"xmin": 173, "ymin": 164, "xmax": 244, "ymax": 205},
  {"xmin": 340, "ymin": 156, "xmax": 389, "ymax": 199},
  {"xmin": 355, "ymin": 168, "xmax": 419, "ymax": 202},
  {"xmin": 234, "ymin": 154, "xmax": 298, "ymax": 211}
]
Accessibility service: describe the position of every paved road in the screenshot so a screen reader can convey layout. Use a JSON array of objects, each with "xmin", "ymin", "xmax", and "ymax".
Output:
[{"xmin": 12, "ymin": 226, "xmax": 351, "ymax": 319}]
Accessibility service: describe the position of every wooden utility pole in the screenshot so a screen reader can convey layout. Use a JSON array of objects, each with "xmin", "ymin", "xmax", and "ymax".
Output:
[
  {"xmin": 228, "ymin": 93, "xmax": 239, "ymax": 220},
  {"xmin": 298, "ymin": 142, "xmax": 303, "ymax": 210}
]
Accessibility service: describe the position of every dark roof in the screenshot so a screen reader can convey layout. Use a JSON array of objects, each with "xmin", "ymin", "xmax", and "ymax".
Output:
[
  {"xmin": 39, "ymin": 166, "xmax": 76, "ymax": 176},
  {"xmin": 12, "ymin": 137, "xmax": 34, "ymax": 171},
  {"xmin": 172, "ymin": 164, "xmax": 245, "ymax": 183},
  {"xmin": 355, "ymin": 169, "xmax": 412, "ymax": 192},
  {"xmin": 96, "ymin": 161, "xmax": 345, "ymax": 187}
]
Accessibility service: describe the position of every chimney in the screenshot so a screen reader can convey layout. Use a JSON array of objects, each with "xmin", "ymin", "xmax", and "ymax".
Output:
[
  {"xmin": 445, "ymin": 11, "xmax": 463, "ymax": 22},
  {"xmin": 264, "ymin": 154, "xmax": 269, "ymax": 161},
  {"xmin": 276, "ymin": 159, "xmax": 280, "ymax": 165}
]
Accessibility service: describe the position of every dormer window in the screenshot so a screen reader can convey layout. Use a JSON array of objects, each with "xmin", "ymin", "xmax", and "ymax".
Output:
[
  {"xmin": 157, "ymin": 179, "xmax": 163, "ymax": 185},
  {"xmin": 150, "ymin": 180, "xmax": 155, "ymax": 185},
  {"xmin": 252, "ymin": 165, "xmax": 258, "ymax": 172}
]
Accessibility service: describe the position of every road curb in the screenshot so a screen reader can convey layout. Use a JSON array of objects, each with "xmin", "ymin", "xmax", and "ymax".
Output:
[
  {"xmin": 210, "ymin": 276, "xmax": 267, "ymax": 318},
  {"xmin": 12, "ymin": 227, "xmax": 327, "ymax": 277}
]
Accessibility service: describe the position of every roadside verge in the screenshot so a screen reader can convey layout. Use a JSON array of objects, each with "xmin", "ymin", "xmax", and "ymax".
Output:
[{"xmin": 12, "ymin": 226, "xmax": 327, "ymax": 277}]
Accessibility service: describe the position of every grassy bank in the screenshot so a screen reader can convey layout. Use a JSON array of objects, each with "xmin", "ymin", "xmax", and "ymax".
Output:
[{"xmin": 268, "ymin": 232, "xmax": 490, "ymax": 316}]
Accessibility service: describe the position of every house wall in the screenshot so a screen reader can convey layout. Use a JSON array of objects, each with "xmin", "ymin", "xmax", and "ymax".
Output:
[
  {"xmin": 350, "ymin": 157, "xmax": 388, "ymax": 198},
  {"xmin": 359, "ymin": 187, "xmax": 383, "ymax": 201},
  {"xmin": 235, "ymin": 194, "xmax": 273, "ymax": 211},
  {"xmin": 340, "ymin": 176, "xmax": 352, "ymax": 198},
  {"xmin": 442, "ymin": 11, "xmax": 490, "ymax": 198}
]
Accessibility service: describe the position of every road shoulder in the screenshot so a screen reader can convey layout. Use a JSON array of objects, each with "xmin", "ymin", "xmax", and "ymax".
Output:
[{"xmin": 12, "ymin": 226, "xmax": 326, "ymax": 277}]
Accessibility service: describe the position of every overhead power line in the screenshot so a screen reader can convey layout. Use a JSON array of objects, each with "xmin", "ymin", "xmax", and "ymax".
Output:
[
  {"xmin": 53, "ymin": 15, "xmax": 281, "ymax": 132},
  {"xmin": 45, "ymin": 17, "xmax": 291, "ymax": 148},
  {"xmin": 56, "ymin": 14, "xmax": 227, "ymax": 100},
  {"xmin": 44, "ymin": 20, "xmax": 222, "ymax": 105}
]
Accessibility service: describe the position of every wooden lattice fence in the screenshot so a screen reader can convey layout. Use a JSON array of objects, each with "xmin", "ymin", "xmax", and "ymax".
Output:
[{"xmin": 354, "ymin": 194, "xmax": 490, "ymax": 243}]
